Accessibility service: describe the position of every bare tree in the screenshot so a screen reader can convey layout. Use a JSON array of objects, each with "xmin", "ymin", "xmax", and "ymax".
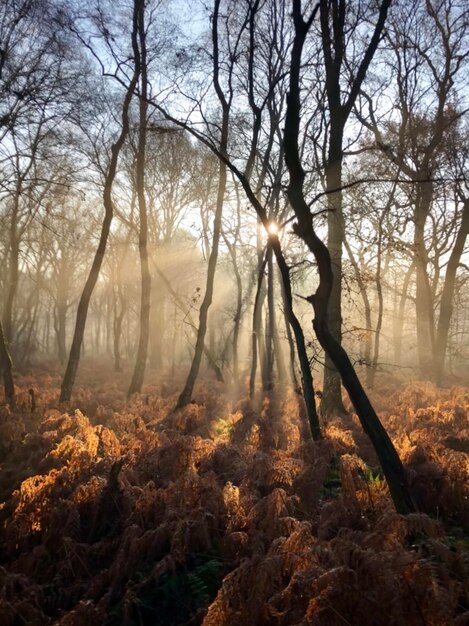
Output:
[
  {"xmin": 317, "ymin": 0, "xmax": 392, "ymax": 414},
  {"xmin": 60, "ymin": 2, "xmax": 141, "ymax": 402},
  {"xmin": 175, "ymin": 0, "xmax": 230, "ymax": 409},
  {"xmin": 281, "ymin": 0, "xmax": 414, "ymax": 514},
  {"xmin": 358, "ymin": 0, "xmax": 469, "ymax": 380},
  {"xmin": 128, "ymin": 0, "xmax": 152, "ymax": 396}
]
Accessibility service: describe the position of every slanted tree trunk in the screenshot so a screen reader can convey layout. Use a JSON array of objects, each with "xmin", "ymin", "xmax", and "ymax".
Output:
[
  {"xmin": 175, "ymin": 158, "xmax": 226, "ymax": 407},
  {"xmin": 153, "ymin": 262, "xmax": 223, "ymax": 382},
  {"xmin": 59, "ymin": 4, "xmax": 141, "ymax": 403},
  {"xmin": 282, "ymin": 1, "xmax": 414, "ymax": 514},
  {"xmin": 128, "ymin": 1, "xmax": 151, "ymax": 397},
  {"xmin": 273, "ymin": 236, "xmax": 322, "ymax": 440}
]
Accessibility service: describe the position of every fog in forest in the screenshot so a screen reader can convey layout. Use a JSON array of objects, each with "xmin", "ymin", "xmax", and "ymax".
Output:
[{"xmin": 1, "ymin": 1, "xmax": 469, "ymax": 625}]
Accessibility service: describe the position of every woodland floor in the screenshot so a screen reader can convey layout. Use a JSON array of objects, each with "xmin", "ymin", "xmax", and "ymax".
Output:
[{"xmin": 0, "ymin": 361, "xmax": 468, "ymax": 625}]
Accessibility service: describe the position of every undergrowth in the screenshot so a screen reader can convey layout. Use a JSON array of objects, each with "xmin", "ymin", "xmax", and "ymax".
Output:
[{"xmin": 0, "ymin": 367, "xmax": 467, "ymax": 625}]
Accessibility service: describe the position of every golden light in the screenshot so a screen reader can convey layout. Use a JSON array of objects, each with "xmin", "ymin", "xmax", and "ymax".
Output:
[{"xmin": 267, "ymin": 222, "xmax": 279, "ymax": 235}]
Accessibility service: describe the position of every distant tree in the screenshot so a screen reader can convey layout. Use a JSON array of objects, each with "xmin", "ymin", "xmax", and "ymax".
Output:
[{"xmin": 358, "ymin": 0, "xmax": 469, "ymax": 381}]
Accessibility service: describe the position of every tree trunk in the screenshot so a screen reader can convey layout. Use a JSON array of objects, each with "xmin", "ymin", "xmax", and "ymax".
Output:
[
  {"xmin": 318, "ymin": 0, "xmax": 391, "ymax": 414},
  {"xmin": 113, "ymin": 285, "xmax": 126, "ymax": 372},
  {"xmin": 434, "ymin": 198, "xmax": 469, "ymax": 385},
  {"xmin": 128, "ymin": 2, "xmax": 151, "ymax": 397},
  {"xmin": 175, "ymin": 0, "xmax": 227, "ymax": 409},
  {"xmin": 344, "ymin": 237, "xmax": 373, "ymax": 386},
  {"xmin": 369, "ymin": 227, "xmax": 388, "ymax": 388},
  {"xmin": 56, "ymin": 302, "xmax": 67, "ymax": 365},
  {"xmin": 268, "ymin": 246, "xmax": 287, "ymax": 386},
  {"xmin": 3, "ymin": 188, "xmax": 20, "ymax": 349},
  {"xmin": 149, "ymin": 277, "xmax": 164, "ymax": 368},
  {"xmin": 224, "ymin": 236, "xmax": 243, "ymax": 387},
  {"xmin": 175, "ymin": 151, "xmax": 226, "ymax": 407},
  {"xmin": 322, "ymin": 129, "xmax": 347, "ymax": 415},
  {"xmin": 0, "ymin": 319, "xmax": 15, "ymax": 406},
  {"xmin": 414, "ymin": 181, "xmax": 435, "ymax": 378},
  {"xmin": 393, "ymin": 261, "xmax": 414, "ymax": 365},
  {"xmin": 249, "ymin": 248, "xmax": 267, "ymax": 399},
  {"xmin": 273, "ymin": 236, "xmax": 322, "ymax": 440},
  {"xmin": 59, "ymin": 6, "xmax": 140, "ymax": 403},
  {"xmin": 283, "ymin": 1, "xmax": 415, "ymax": 514},
  {"xmin": 263, "ymin": 245, "xmax": 275, "ymax": 390}
]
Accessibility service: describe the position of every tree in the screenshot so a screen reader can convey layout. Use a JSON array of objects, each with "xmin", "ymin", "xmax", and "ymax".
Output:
[
  {"xmin": 281, "ymin": 0, "xmax": 414, "ymax": 514},
  {"xmin": 358, "ymin": 0, "xmax": 469, "ymax": 381},
  {"xmin": 175, "ymin": 0, "xmax": 230, "ymax": 409},
  {"xmin": 0, "ymin": 318, "xmax": 14, "ymax": 406},
  {"xmin": 60, "ymin": 1, "xmax": 141, "ymax": 402},
  {"xmin": 128, "ymin": 0, "xmax": 152, "ymax": 397},
  {"xmin": 317, "ymin": 0, "xmax": 392, "ymax": 415}
]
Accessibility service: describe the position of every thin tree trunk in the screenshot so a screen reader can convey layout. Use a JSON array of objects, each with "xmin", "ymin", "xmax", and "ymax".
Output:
[
  {"xmin": 250, "ymin": 248, "xmax": 268, "ymax": 399},
  {"xmin": 393, "ymin": 261, "xmax": 414, "ymax": 365},
  {"xmin": 344, "ymin": 237, "xmax": 373, "ymax": 386},
  {"xmin": 273, "ymin": 236, "xmax": 322, "ymax": 440},
  {"xmin": 0, "ymin": 319, "xmax": 15, "ymax": 406},
  {"xmin": 224, "ymin": 235, "xmax": 243, "ymax": 387},
  {"xmin": 56, "ymin": 302, "xmax": 67, "ymax": 365},
  {"xmin": 268, "ymin": 245, "xmax": 287, "ymax": 386},
  {"xmin": 414, "ymin": 181, "xmax": 436, "ymax": 378},
  {"xmin": 434, "ymin": 198, "xmax": 469, "ymax": 385},
  {"xmin": 4, "ymin": 189, "xmax": 20, "ymax": 347},
  {"xmin": 59, "ymin": 6, "xmax": 140, "ymax": 403},
  {"xmin": 128, "ymin": 2, "xmax": 151, "ymax": 397},
  {"xmin": 283, "ymin": 298, "xmax": 298, "ymax": 388},
  {"xmin": 175, "ymin": 150, "xmax": 225, "ymax": 406},
  {"xmin": 175, "ymin": 0, "xmax": 228, "ymax": 409},
  {"xmin": 369, "ymin": 227, "xmax": 387, "ymax": 388},
  {"xmin": 113, "ymin": 284, "xmax": 126, "ymax": 372},
  {"xmin": 264, "ymin": 245, "xmax": 275, "ymax": 390},
  {"xmin": 153, "ymin": 261, "xmax": 223, "ymax": 382},
  {"xmin": 149, "ymin": 279, "xmax": 164, "ymax": 368}
]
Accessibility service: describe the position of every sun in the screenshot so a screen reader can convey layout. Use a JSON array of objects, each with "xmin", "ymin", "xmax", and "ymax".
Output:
[{"xmin": 267, "ymin": 222, "xmax": 279, "ymax": 235}]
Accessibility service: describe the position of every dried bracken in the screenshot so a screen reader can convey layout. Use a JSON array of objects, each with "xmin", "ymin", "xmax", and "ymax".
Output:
[{"xmin": 0, "ymin": 372, "xmax": 467, "ymax": 625}]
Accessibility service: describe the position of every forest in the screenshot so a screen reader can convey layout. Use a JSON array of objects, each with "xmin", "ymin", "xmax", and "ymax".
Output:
[{"xmin": 0, "ymin": 0, "xmax": 468, "ymax": 624}]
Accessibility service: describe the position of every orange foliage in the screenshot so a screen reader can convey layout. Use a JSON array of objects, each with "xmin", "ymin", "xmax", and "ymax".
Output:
[{"xmin": 0, "ymin": 369, "xmax": 467, "ymax": 625}]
